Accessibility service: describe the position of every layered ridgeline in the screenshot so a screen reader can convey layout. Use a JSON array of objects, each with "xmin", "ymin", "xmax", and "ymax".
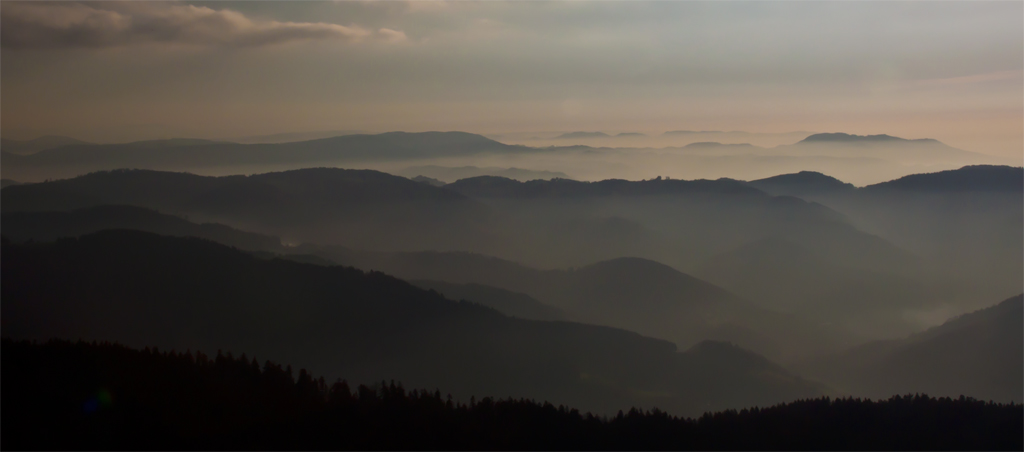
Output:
[
  {"xmin": 5, "ymin": 339, "xmax": 1021, "ymax": 451},
  {"xmin": 0, "ymin": 168, "xmax": 491, "ymax": 253},
  {"xmin": 0, "ymin": 167, "xmax": 911, "ymax": 274},
  {"xmin": 0, "ymin": 135, "xmax": 91, "ymax": 155},
  {"xmin": 3, "ymin": 131, "xmax": 1014, "ymax": 186},
  {"xmin": 523, "ymin": 132, "xmax": 1015, "ymax": 185},
  {"xmin": 0, "ymin": 132, "xmax": 529, "ymax": 180},
  {"xmin": 440, "ymin": 174, "xmax": 951, "ymax": 339},
  {"xmin": 796, "ymin": 295, "xmax": 1023, "ymax": 403},
  {"xmin": 4, "ymin": 167, "xmax": 1016, "ymax": 338},
  {"xmin": 1, "ymin": 167, "xmax": 953, "ymax": 343},
  {"xmin": 0, "ymin": 204, "xmax": 850, "ymax": 362},
  {"xmin": 741, "ymin": 165, "xmax": 1024, "ymax": 312},
  {"xmin": 0, "ymin": 230, "xmax": 822, "ymax": 417},
  {"xmin": 305, "ymin": 248, "xmax": 854, "ymax": 362}
]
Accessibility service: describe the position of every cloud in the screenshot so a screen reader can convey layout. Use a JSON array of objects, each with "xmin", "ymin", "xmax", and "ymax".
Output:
[
  {"xmin": 0, "ymin": 2, "xmax": 403, "ymax": 49},
  {"xmin": 916, "ymin": 70, "xmax": 1023, "ymax": 87},
  {"xmin": 377, "ymin": 28, "xmax": 408, "ymax": 42}
]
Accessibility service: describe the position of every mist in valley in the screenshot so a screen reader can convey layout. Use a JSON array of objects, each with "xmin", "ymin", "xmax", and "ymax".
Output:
[{"xmin": 2, "ymin": 1, "xmax": 1022, "ymax": 449}]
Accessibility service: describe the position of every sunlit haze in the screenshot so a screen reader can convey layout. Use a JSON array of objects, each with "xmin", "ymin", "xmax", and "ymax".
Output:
[{"xmin": 2, "ymin": 1, "xmax": 1021, "ymax": 159}]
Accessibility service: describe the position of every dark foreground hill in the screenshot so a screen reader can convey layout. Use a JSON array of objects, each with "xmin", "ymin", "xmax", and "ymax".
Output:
[
  {"xmin": 0, "ymin": 231, "xmax": 821, "ymax": 417},
  {"xmin": 4, "ymin": 339, "xmax": 1021, "ymax": 451},
  {"xmin": 797, "ymin": 295, "xmax": 1024, "ymax": 403}
]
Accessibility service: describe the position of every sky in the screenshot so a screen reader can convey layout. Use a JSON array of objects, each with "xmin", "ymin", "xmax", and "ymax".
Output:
[{"xmin": 2, "ymin": 1, "xmax": 1021, "ymax": 157}]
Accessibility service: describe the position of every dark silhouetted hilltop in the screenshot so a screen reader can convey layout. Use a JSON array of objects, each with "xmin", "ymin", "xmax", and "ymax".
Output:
[
  {"xmin": 798, "ymin": 133, "xmax": 917, "ymax": 144},
  {"xmin": 862, "ymin": 165, "xmax": 1023, "ymax": 193},
  {"xmin": 748, "ymin": 171, "xmax": 856, "ymax": 196},
  {"xmin": 411, "ymin": 175, "xmax": 446, "ymax": 186},
  {"xmin": 769, "ymin": 133, "xmax": 997, "ymax": 168}
]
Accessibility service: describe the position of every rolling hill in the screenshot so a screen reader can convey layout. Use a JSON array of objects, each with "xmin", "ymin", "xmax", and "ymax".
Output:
[
  {"xmin": 306, "ymin": 247, "xmax": 855, "ymax": 362},
  {"xmin": 802, "ymin": 165, "xmax": 1024, "ymax": 306},
  {"xmin": 0, "ymin": 168, "xmax": 491, "ymax": 251},
  {"xmin": 861, "ymin": 165, "xmax": 1022, "ymax": 193},
  {"xmin": 0, "ymin": 230, "xmax": 823, "ymax": 417},
  {"xmin": 747, "ymin": 171, "xmax": 856, "ymax": 196},
  {"xmin": 795, "ymin": 295, "xmax": 1023, "ymax": 403}
]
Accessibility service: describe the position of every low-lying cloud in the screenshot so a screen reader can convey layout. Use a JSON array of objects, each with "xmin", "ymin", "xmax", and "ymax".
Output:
[{"xmin": 0, "ymin": 2, "xmax": 402, "ymax": 49}]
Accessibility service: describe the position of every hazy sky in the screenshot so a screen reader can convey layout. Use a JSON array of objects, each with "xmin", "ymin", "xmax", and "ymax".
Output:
[{"xmin": 2, "ymin": 1, "xmax": 1021, "ymax": 157}]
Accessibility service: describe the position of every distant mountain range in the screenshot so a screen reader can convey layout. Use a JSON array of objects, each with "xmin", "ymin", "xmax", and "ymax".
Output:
[
  {"xmin": 233, "ymin": 130, "xmax": 364, "ymax": 144},
  {"xmin": 444, "ymin": 175, "xmax": 760, "ymax": 198},
  {"xmin": 399, "ymin": 165, "xmax": 570, "ymax": 183},
  {"xmin": 3, "ymin": 131, "xmax": 1012, "ymax": 186},
  {"xmin": 555, "ymin": 132, "xmax": 611, "ymax": 139},
  {"xmin": 0, "ymin": 132, "xmax": 530, "ymax": 180},
  {"xmin": 798, "ymin": 132, "xmax": 939, "ymax": 144},
  {"xmin": 0, "ymin": 135, "xmax": 91, "ymax": 155}
]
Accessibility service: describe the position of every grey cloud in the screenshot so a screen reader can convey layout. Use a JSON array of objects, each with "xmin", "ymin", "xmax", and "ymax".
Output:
[{"xmin": 0, "ymin": 2, "xmax": 400, "ymax": 49}]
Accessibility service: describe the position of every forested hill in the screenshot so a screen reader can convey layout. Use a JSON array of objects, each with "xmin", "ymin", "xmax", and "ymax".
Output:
[{"xmin": 3, "ymin": 339, "xmax": 1021, "ymax": 451}]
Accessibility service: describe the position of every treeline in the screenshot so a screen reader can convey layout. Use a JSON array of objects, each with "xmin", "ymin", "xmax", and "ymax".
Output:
[{"xmin": 3, "ymin": 339, "xmax": 1021, "ymax": 451}]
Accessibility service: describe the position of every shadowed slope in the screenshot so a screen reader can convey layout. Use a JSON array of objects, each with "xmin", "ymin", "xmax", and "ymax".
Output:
[
  {"xmin": 5, "ymin": 339, "xmax": 1020, "ymax": 450},
  {"xmin": 796, "ymin": 295, "xmax": 1024, "ymax": 403},
  {"xmin": 1, "ymin": 230, "xmax": 822, "ymax": 417},
  {"xmin": 309, "ymin": 247, "xmax": 853, "ymax": 362}
]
